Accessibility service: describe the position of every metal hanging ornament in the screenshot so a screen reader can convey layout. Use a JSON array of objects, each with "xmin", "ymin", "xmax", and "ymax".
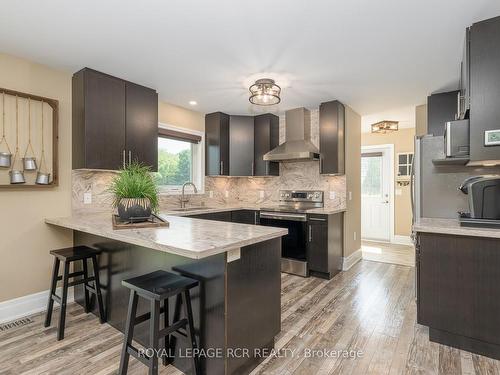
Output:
[
  {"xmin": 22, "ymin": 98, "xmax": 37, "ymax": 171},
  {"xmin": 36, "ymin": 101, "xmax": 50, "ymax": 185},
  {"xmin": 0, "ymin": 92, "xmax": 12, "ymax": 168},
  {"xmin": 9, "ymin": 95, "xmax": 25, "ymax": 184}
]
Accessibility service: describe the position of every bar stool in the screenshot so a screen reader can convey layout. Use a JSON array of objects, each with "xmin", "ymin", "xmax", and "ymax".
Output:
[
  {"xmin": 44, "ymin": 245, "xmax": 106, "ymax": 340},
  {"xmin": 118, "ymin": 270, "xmax": 200, "ymax": 375}
]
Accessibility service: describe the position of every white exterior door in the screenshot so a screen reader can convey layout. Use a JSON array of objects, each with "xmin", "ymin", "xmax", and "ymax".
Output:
[{"xmin": 361, "ymin": 146, "xmax": 392, "ymax": 241}]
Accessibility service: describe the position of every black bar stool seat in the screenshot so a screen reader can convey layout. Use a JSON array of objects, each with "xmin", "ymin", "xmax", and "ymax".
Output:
[
  {"xmin": 119, "ymin": 270, "xmax": 201, "ymax": 375},
  {"xmin": 44, "ymin": 245, "xmax": 106, "ymax": 341}
]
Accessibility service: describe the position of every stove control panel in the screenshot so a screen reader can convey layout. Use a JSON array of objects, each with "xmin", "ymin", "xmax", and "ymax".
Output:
[{"xmin": 279, "ymin": 190, "xmax": 324, "ymax": 203}]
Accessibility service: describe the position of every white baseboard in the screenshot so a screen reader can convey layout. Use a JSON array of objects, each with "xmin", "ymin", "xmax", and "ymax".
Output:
[
  {"xmin": 342, "ymin": 248, "xmax": 362, "ymax": 271},
  {"xmin": 392, "ymin": 235, "xmax": 413, "ymax": 246},
  {"xmin": 0, "ymin": 287, "xmax": 74, "ymax": 324}
]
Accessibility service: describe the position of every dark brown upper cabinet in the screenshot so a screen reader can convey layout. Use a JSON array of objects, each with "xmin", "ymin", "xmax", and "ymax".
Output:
[
  {"xmin": 205, "ymin": 112, "xmax": 279, "ymax": 177},
  {"xmin": 319, "ymin": 100, "xmax": 345, "ymax": 175},
  {"xmin": 229, "ymin": 115, "xmax": 254, "ymax": 176},
  {"xmin": 72, "ymin": 68, "xmax": 158, "ymax": 171},
  {"xmin": 254, "ymin": 114, "xmax": 279, "ymax": 176},
  {"xmin": 469, "ymin": 16, "xmax": 500, "ymax": 164},
  {"xmin": 427, "ymin": 90, "xmax": 460, "ymax": 137},
  {"xmin": 205, "ymin": 112, "xmax": 230, "ymax": 176}
]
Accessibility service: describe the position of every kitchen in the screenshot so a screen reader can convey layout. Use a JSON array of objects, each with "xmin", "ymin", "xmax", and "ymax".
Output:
[{"xmin": 1, "ymin": 1, "xmax": 500, "ymax": 375}]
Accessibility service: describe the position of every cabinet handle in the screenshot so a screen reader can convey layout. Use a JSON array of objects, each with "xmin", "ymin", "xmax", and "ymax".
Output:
[
  {"xmin": 309, "ymin": 217, "xmax": 326, "ymax": 222},
  {"xmin": 320, "ymin": 158, "xmax": 323, "ymax": 173},
  {"xmin": 122, "ymin": 150, "xmax": 126, "ymax": 168},
  {"xmin": 265, "ymin": 163, "xmax": 269, "ymax": 175},
  {"xmin": 220, "ymin": 161, "xmax": 224, "ymax": 175},
  {"xmin": 308, "ymin": 225, "xmax": 312, "ymax": 242},
  {"xmin": 254, "ymin": 211, "xmax": 258, "ymax": 225},
  {"xmin": 128, "ymin": 150, "xmax": 132, "ymax": 164}
]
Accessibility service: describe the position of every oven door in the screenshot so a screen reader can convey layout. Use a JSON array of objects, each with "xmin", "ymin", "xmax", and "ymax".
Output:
[{"xmin": 259, "ymin": 211, "xmax": 308, "ymax": 276}]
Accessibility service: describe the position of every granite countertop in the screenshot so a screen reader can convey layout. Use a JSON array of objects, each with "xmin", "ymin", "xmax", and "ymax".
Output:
[
  {"xmin": 414, "ymin": 217, "xmax": 500, "ymax": 239},
  {"xmin": 163, "ymin": 205, "xmax": 346, "ymax": 216},
  {"xmin": 45, "ymin": 212, "xmax": 288, "ymax": 259}
]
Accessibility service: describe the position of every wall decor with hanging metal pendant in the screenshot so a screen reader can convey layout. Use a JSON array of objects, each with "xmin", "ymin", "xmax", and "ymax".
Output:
[{"xmin": 0, "ymin": 87, "xmax": 58, "ymax": 188}]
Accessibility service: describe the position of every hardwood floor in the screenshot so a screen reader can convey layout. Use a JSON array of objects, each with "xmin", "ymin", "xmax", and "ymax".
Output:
[
  {"xmin": 361, "ymin": 240, "xmax": 415, "ymax": 267},
  {"xmin": 1, "ymin": 261, "xmax": 499, "ymax": 375}
]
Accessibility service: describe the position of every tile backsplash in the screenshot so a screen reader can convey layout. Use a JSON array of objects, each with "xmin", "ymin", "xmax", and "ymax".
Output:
[{"xmin": 72, "ymin": 108, "xmax": 346, "ymax": 212}]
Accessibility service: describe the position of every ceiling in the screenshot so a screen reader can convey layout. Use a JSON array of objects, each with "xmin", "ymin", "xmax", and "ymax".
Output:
[{"xmin": 1, "ymin": 0, "xmax": 499, "ymax": 116}]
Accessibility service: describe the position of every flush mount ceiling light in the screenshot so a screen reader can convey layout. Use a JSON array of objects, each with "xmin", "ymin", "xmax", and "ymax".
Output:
[
  {"xmin": 188, "ymin": 100, "xmax": 197, "ymax": 106},
  {"xmin": 371, "ymin": 120, "xmax": 399, "ymax": 134},
  {"xmin": 249, "ymin": 78, "xmax": 281, "ymax": 106}
]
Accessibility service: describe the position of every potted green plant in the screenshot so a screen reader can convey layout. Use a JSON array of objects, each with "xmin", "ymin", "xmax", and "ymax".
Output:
[{"xmin": 109, "ymin": 161, "xmax": 159, "ymax": 221}]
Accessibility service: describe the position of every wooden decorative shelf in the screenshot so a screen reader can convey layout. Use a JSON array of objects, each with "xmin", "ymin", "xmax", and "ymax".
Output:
[{"xmin": 0, "ymin": 87, "xmax": 58, "ymax": 188}]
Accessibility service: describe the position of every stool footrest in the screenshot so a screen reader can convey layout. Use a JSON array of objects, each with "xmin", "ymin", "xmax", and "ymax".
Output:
[
  {"xmin": 159, "ymin": 318, "xmax": 187, "ymax": 338},
  {"xmin": 67, "ymin": 276, "xmax": 95, "ymax": 288},
  {"xmin": 51, "ymin": 293, "xmax": 61, "ymax": 304},
  {"xmin": 134, "ymin": 305, "xmax": 168, "ymax": 326},
  {"xmin": 56, "ymin": 270, "xmax": 85, "ymax": 281},
  {"xmin": 127, "ymin": 344, "xmax": 151, "ymax": 366}
]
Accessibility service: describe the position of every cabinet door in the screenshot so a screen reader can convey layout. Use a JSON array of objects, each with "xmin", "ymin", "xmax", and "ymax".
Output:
[
  {"xmin": 205, "ymin": 112, "xmax": 229, "ymax": 176},
  {"xmin": 229, "ymin": 115, "xmax": 254, "ymax": 176},
  {"xmin": 319, "ymin": 101, "xmax": 345, "ymax": 175},
  {"xmin": 126, "ymin": 82, "xmax": 158, "ymax": 171},
  {"xmin": 254, "ymin": 114, "xmax": 279, "ymax": 176},
  {"xmin": 231, "ymin": 210, "xmax": 258, "ymax": 225},
  {"xmin": 426, "ymin": 91, "xmax": 459, "ymax": 136},
  {"xmin": 470, "ymin": 16, "xmax": 500, "ymax": 162},
  {"xmin": 190, "ymin": 211, "xmax": 232, "ymax": 222},
  {"xmin": 84, "ymin": 69, "xmax": 126, "ymax": 170},
  {"xmin": 418, "ymin": 233, "xmax": 474, "ymax": 337},
  {"xmin": 307, "ymin": 216, "xmax": 329, "ymax": 274}
]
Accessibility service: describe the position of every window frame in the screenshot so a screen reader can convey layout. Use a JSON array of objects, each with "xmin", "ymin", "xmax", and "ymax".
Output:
[{"xmin": 157, "ymin": 123, "xmax": 205, "ymax": 195}]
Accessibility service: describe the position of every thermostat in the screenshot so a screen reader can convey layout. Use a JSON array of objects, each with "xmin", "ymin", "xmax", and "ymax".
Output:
[{"xmin": 484, "ymin": 130, "xmax": 500, "ymax": 146}]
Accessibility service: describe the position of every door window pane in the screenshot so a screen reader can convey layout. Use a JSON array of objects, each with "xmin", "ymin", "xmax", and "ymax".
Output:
[{"xmin": 361, "ymin": 156, "xmax": 382, "ymax": 197}]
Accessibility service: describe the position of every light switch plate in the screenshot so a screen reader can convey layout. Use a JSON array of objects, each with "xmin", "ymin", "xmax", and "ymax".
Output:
[
  {"xmin": 396, "ymin": 188, "xmax": 402, "ymax": 196},
  {"xmin": 83, "ymin": 192, "xmax": 92, "ymax": 205},
  {"xmin": 329, "ymin": 191, "xmax": 336, "ymax": 200},
  {"xmin": 259, "ymin": 190, "xmax": 265, "ymax": 199},
  {"xmin": 224, "ymin": 191, "xmax": 229, "ymax": 198},
  {"xmin": 209, "ymin": 190, "xmax": 214, "ymax": 198},
  {"xmin": 348, "ymin": 191, "xmax": 352, "ymax": 201}
]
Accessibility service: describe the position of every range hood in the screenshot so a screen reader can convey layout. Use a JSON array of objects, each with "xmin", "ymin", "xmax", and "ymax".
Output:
[{"xmin": 263, "ymin": 107, "xmax": 320, "ymax": 162}]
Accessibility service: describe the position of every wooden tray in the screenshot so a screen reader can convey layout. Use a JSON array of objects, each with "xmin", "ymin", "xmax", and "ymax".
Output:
[{"xmin": 112, "ymin": 214, "xmax": 169, "ymax": 230}]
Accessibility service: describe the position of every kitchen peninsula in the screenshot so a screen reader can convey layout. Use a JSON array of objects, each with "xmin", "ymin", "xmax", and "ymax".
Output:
[{"xmin": 46, "ymin": 212, "xmax": 287, "ymax": 375}]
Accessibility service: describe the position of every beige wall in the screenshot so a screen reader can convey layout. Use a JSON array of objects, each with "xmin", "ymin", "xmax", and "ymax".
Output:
[
  {"xmin": 344, "ymin": 106, "xmax": 361, "ymax": 257},
  {"xmin": 361, "ymin": 127, "xmax": 415, "ymax": 236},
  {"xmin": 415, "ymin": 104, "xmax": 427, "ymax": 136},
  {"xmin": 158, "ymin": 101, "xmax": 204, "ymax": 132},
  {"xmin": 0, "ymin": 53, "xmax": 73, "ymax": 302}
]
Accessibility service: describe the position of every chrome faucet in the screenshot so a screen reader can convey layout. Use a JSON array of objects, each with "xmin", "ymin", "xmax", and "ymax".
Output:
[{"xmin": 180, "ymin": 182, "xmax": 198, "ymax": 208}]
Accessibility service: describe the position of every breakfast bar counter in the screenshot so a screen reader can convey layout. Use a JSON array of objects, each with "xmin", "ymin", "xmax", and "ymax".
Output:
[{"xmin": 46, "ymin": 212, "xmax": 287, "ymax": 375}]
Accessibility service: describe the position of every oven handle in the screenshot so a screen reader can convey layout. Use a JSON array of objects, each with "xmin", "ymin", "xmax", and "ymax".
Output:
[{"xmin": 259, "ymin": 212, "xmax": 307, "ymax": 222}]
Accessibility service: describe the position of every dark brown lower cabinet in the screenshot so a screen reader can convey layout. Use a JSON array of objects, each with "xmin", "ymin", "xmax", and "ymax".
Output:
[
  {"xmin": 307, "ymin": 213, "xmax": 343, "ymax": 280},
  {"xmin": 417, "ymin": 232, "xmax": 500, "ymax": 359}
]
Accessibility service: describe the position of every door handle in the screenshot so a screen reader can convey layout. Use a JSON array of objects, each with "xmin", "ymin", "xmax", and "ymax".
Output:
[
  {"xmin": 128, "ymin": 150, "xmax": 132, "ymax": 164},
  {"xmin": 382, "ymin": 200, "xmax": 389, "ymax": 204}
]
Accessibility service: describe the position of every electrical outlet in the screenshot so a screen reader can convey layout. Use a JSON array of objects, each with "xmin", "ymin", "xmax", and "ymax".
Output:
[
  {"xmin": 259, "ymin": 190, "xmax": 265, "ymax": 199},
  {"xmin": 224, "ymin": 191, "xmax": 229, "ymax": 198},
  {"xmin": 396, "ymin": 188, "xmax": 402, "ymax": 196},
  {"xmin": 209, "ymin": 190, "xmax": 214, "ymax": 198},
  {"xmin": 83, "ymin": 192, "xmax": 92, "ymax": 205},
  {"xmin": 329, "ymin": 191, "xmax": 336, "ymax": 200}
]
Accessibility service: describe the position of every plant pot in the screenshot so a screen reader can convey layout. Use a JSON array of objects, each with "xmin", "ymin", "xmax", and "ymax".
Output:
[
  {"xmin": 35, "ymin": 171, "xmax": 51, "ymax": 185},
  {"xmin": 23, "ymin": 157, "xmax": 37, "ymax": 171},
  {"xmin": 0, "ymin": 152, "xmax": 12, "ymax": 168},
  {"xmin": 117, "ymin": 198, "xmax": 152, "ymax": 221},
  {"xmin": 9, "ymin": 170, "xmax": 25, "ymax": 184}
]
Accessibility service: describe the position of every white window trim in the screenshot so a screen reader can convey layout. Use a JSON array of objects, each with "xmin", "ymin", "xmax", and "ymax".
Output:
[{"xmin": 157, "ymin": 123, "xmax": 205, "ymax": 195}]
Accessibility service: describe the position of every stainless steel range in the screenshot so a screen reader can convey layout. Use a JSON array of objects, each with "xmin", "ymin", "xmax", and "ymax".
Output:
[{"xmin": 259, "ymin": 190, "xmax": 324, "ymax": 277}]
